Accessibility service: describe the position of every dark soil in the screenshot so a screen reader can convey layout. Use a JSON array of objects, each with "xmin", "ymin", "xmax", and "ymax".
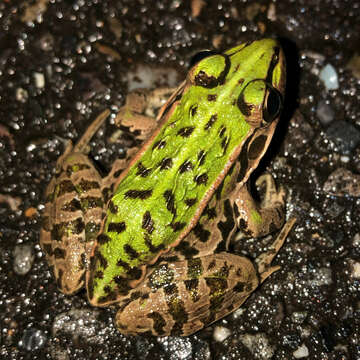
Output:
[{"xmin": 1, "ymin": 1, "xmax": 359, "ymax": 359}]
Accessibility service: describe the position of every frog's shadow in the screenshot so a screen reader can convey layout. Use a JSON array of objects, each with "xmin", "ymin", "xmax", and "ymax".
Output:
[{"xmin": 251, "ymin": 37, "xmax": 300, "ymax": 182}]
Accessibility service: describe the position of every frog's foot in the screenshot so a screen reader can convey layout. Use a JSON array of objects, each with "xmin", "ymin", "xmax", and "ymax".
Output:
[
  {"xmin": 255, "ymin": 173, "xmax": 286, "ymax": 209},
  {"xmin": 234, "ymin": 173, "xmax": 286, "ymax": 238},
  {"xmin": 115, "ymin": 253, "xmax": 266, "ymax": 336},
  {"xmin": 114, "ymin": 87, "xmax": 176, "ymax": 141},
  {"xmin": 255, "ymin": 217, "xmax": 296, "ymax": 283}
]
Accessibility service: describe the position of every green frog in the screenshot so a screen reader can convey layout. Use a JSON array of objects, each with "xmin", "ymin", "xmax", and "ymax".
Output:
[{"xmin": 40, "ymin": 39, "xmax": 295, "ymax": 336}]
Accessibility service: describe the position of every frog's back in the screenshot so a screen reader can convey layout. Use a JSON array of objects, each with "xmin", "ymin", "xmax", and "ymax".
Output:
[{"xmin": 88, "ymin": 39, "xmax": 285, "ymax": 306}]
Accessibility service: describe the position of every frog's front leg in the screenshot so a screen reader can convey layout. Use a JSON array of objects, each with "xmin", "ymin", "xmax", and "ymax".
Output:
[
  {"xmin": 114, "ymin": 219, "xmax": 295, "ymax": 336},
  {"xmin": 234, "ymin": 173, "xmax": 286, "ymax": 238},
  {"xmin": 40, "ymin": 110, "xmax": 110, "ymax": 294}
]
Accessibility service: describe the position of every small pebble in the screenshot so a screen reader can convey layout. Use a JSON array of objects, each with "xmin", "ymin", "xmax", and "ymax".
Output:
[
  {"xmin": 13, "ymin": 244, "xmax": 34, "ymax": 275},
  {"xmin": 34, "ymin": 72, "xmax": 45, "ymax": 88},
  {"xmin": 239, "ymin": 333, "xmax": 274, "ymax": 359},
  {"xmin": 326, "ymin": 120, "xmax": 360, "ymax": 153},
  {"xmin": 293, "ymin": 343, "xmax": 309, "ymax": 358},
  {"xmin": 319, "ymin": 64, "xmax": 339, "ymax": 90},
  {"xmin": 213, "ymin": 326, "xmax": 231, "ymax": 342},
  {"xmin": 316, "ymin": 100, "xmax": 334, "ymax": 126},
  {"xmin": 19, "ymin": 328, "xmax": 47, "ymax": 351}
]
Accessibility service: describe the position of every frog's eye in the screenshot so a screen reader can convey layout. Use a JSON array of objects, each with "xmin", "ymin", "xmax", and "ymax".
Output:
[
  {"xmin": 188, "ymin": 54, "xmax": 230, "ymax": 88},
  {"xmin": 263, "ymin": 85, "xmax": 282, "ymax": 123},
  {"xmin": 189, "ymin": 50, "xmax": 219, "ymax": 67},
  {"xmin": 237, "ymin": 79, "xmax": 283, "ymax": 127}
]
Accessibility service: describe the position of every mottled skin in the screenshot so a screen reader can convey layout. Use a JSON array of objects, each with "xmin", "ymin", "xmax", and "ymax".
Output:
[{"xmin": 40, "ymin": 39, "xmax": 295, "ymax": 336}]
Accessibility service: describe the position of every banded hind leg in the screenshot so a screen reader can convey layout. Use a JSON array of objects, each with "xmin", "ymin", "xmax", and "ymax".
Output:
[{"xmin": 114, "ymin": 218, "xmax": 295, "ymax": 336}]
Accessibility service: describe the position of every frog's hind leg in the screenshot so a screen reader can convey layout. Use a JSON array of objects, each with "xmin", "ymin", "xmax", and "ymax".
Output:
[
  {"xmin": 256, "ymin": 217, "xmax": 296, "ymax": 283},
  {"xmin": 114, "ymin": 231, "xmax": 302, "ymax": 338},
  {"xmin": 234, "ymin": 173, "xmax": 286, "ymax": 238}
]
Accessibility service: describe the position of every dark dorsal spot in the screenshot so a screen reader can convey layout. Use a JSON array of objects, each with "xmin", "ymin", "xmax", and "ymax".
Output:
[
  {"xmin": 61, "ymin": 198, "xmax": 81, "ymax": 212},
  {"xmin": 142, "ymin": 211, "xmax": 154, "ymax": 234},
  {"xmin": 96, "ymin": 250, "xmax": 109, "ymax": 269},
  {"xmin": 113, "ymin": 275, "xmax": 132, "ymax": 295},
  {"xmin": 237, "ymin": 94, "xmax": 254, "ymax": 116},
  {"xmin": 103, "ymin": 285, "xmax": 112, "ymax": 294},
  {"xmin": 184, "ymin": 197, "xmax": 197, "ymax": 207},
  {"xmin": 78, "ymin": 179, "xmax": 101, "ymax": 192},
  {"xmin": 159, "ymin": 157, "xmax": 173, "ymax": 170},
  {"xmin": 97, "ymin": 233, "xmax": 112, "ymax": 244},
  {"xmin": 187, "ymin": 257, "xmax": 204, "ymax": 278},
  {"xmin": 194, "ymin": 70, "xmax": 218, "ymax": 88},
  {"xmin": 108, "ymin": 221, "xmax": 126, "ymax": 233},
  {"xmin": 152, "ymin": 140, "xmax": 166, "ymax": 150},
  {"xmin": 208, "ymin": 94, "xmax": 217, "ymax": 101},
  {"xmin": 124, "ymin": 244, "xmax": 139, "ymax": 260},
  {"xmin": 113, "ymin": 169, "xmax": 122, "ymax": 178},
  {"xmin": 197, "ymin": 150, "xmax": 206, "ymax": 166},
  {"xmin": 237, "ymin": 135, "xmax": 252, "ymax": 183},
  {"xmin": 170, "ymin": 221, "xmax": 186, "ymax": 232},
  {"xmin": 57, "ymin": 180, "xmax": 76, "ymax": 196},
  {"xmin": 219, "ymin": 126, "xmax": 226, "ymax": 138},
  {"xmin": 217, "ymin": 199, "xmax": 235, "ymax": 241},
  {"xmin": 66, "ymin": 163, "xmax": 91, "ymax": 176},
  {"xmin": 53, "ymin": 247, "xmax": 66, "ymax": 259},
  {"xmin": 116, "ymin": 258, "xmax": 131, "ymax": 270},
  {"xmin": 207, "ymin": 259, "xmax": 216, "ymax": 270},
  {"xmin": 51, "ymin": 218, "xmax": 85, "ymax": 240},
  {"xmin": 205, "ymin": 277, "xmax": 227, "ymax": 310},
  {"xmin": 233, "ymin": 202, "xmax": 240, "ymax": 218},
  {"xmin": 163, "ymin": 284, "xmax": 188, "ymax": 336},
  {"xmin": 190, "ymin": 105, "xmax": 197, "ymax": 116},
  {"xmin": 102, "ymin": 187, "xmax": 112, "ymax": 203},
  {"xmin": 124, "ymin": 189, "xmax": 153, "ymax": 199},
  {"xmin": 248, "ymin": 135, "xmax": 267, "ymax": 160},
  {"xmin": 80, "ymin": 196, "xmax": 103, "ymax": 210},
  {"xmin": 204, "ymin": 114, "xmax": 217, "ymax": 130},
  {"xmin": 179, "ymin": 160, "xmax": 193, "ymax": 173},
  {"xmin": 176, "ymin": 240, "xmax": 199, "ymax": 258},
  {"xmin": 148, "ymin": 312, "xmax": 166, "ymax": 336},
  {"xmin": 136, "ymin": 162, "xmax": 151, "ymax": 177},
  {"xmin": 177, "ymin": 126, "xmax": 195, "ymax": 137},
  {"xmin": 221, "ymin": 136, "xmax": 229, "ymax": 154},
  {"xmin": 193, "ymin": 222, "xmax": 210, "ymax": 243},
  {"xmin": 79, "ymin": 253, "xmax": 86, "ymax": 269},
  {"xmin": 163, "ymin": 190, "xmax": 176, "ymax": 215},
  {"xmin": 206, "ymin": 207, "xmax": 217, "ymax": 219},
  {"xmin": 95, "ymin": 270, "xmax": 104, "ymax": 279},
  {"xmin": 41, "ymin": 243, "xmax": 52, "ymax": 256},
  {"xmin": 215, "ymin": 180, "xmax": 224, "ymax": 200},
  {"xmin": 108, "ymin": 201, "xmax": 118, "ymax": 214},
  {"xmin": 233, "ymin": 282, "xmax": 245, "ymax": 293},
  {"xmin": 236, "ymin": 267, "xmax": 243, "ymax": 277},
  {"xmin": 56, "ymin": 269, "xmax": 63, "ymax": 289},
  {"xmin": 194, "ymin": 173, "xmax": 208, "ymax": 185},
  {"xmin": 184, "ymin": 279, "xmax": 201, "ymax": 302},
  {"xmin": 127, "ymin": 266, "xmax": 143, "ymax": 280}
]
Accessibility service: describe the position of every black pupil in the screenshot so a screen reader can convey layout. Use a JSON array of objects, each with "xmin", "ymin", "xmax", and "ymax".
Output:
[{"xmin": 266, "ymin": 88, "xmax": 281, "ymax": 118}]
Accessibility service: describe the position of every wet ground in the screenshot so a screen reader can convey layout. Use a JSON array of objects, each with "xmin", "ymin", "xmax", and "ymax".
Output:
[{"xmin": 0, "ymin": 1, "xmax": 360, "ymax": 359}]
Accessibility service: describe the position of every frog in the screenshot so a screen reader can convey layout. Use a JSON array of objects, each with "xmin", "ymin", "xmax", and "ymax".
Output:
[{"xmin": 40, "ymin": 38, "xmax": 295, "ymax": 336}]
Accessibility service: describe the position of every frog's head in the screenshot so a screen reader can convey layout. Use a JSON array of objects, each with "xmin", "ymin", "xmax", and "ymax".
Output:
[
  {"xmin": 188, "ymin": 38, "xmax": 285, "ymax": 130},
  {"xmin": 186, "ymin": 38, "xmax": 286, "ymax": 184}
]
